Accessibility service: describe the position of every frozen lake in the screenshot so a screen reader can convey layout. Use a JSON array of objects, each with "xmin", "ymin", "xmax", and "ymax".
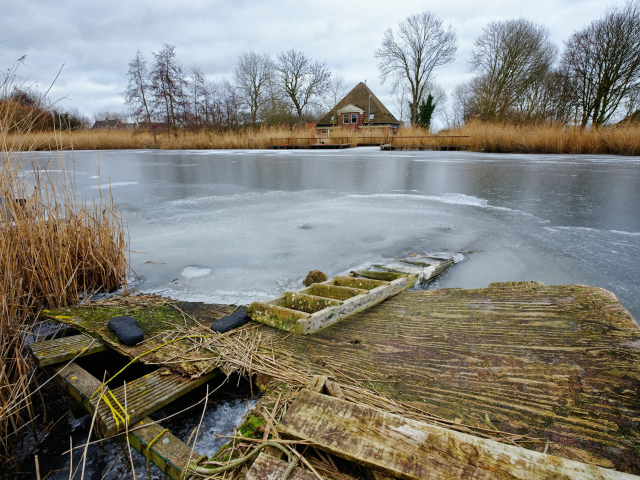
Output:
[{"xmin": 38, "ymin": 147, "xmax": 640, "ymax": 322}]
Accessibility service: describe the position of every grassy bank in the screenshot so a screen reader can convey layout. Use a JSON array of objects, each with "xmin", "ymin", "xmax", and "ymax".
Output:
[
  {"xmin": 5, "ymin": 122, "xmax": 640, "ymax": 155},
  {"xmin": 0, "ymin": 91, "xmax": 129, "ymax": 470}
]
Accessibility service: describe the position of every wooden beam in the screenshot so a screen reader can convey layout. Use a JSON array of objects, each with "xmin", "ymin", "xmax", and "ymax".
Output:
[
  {"xmin": 245, "ymin": 452, "xmax": 317, "ymax": 480},
  {"xmin": 279, "ymin": 390, "xmax": 637, "ymax": 480},
  {"xmin": 30, "ymin": 334, "xmax": 108, "ymax": 367},
  {"xmin": 48, "ymin": 361, "xmax": 199, "ymax": 480}
]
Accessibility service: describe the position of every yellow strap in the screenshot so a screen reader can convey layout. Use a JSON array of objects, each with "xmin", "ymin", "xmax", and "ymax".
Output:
[
  {"xmin": 145, "ymin": 428, "xmax": 169, "ymax": 480},
  {"xmin": 101, "ymin": 394, "xmax": 122, "ymax": 431},
  {"xmin": 101, "ymin": 391, "xmax": 130, "ymax": 432},
  {"xmin": 108, "ymin": 390, "xmax": 130, "ymax": 425}
]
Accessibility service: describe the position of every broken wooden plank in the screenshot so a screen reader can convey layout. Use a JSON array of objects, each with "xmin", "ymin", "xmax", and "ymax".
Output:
[
  {"xmin": 325, "ymin": 380, "xmax": 346, "ymax": 400},
  {"xmin": 306, "ymin": 375, "xmax": 328, "ymax": 393},
  {"xmin": 30, "ymin": 333, "xmax": 108, "ymax": 367},
  {"xmin": 245, "ymin": 452, "xmax": 317, "ymax": 480},
  {"xmin": 96, "ymin": 369, "xmax": 219, "ymax": 436},
  {"xmin": 47, "ymin": 361, "xmax": 199, "ymax": 480},
  {"xmin": 279, "ymin": 389, "xmax": 637, "ymax": 480}
]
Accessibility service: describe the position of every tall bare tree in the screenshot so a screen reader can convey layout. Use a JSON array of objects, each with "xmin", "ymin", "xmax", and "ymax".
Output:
[
  {"xmin": 188, "ymin": 65, "xmax": 206, "ymax": 130},
  {"xmin": 276, "ymin": 50, "xmax": 331, "ymax": 122},
  {"xmin": 122, "ymin": 49, "xmax": 156, "ymax": 143},
  {"xmin": 468, "ymin": 19, "xmax": 557, "ymax": 122},
  {"xmin": 375, "ymin": 11, "xmax": 457, "ymax": 124},
  {"xmin": 150, "ymin": 44, "xmax": 188, "ymax": 138},
  {"xmin": 320, "ymin": 75, "xmax": 348, "ymax": 127},
  {"xmin": 561, "ymin": 0, "xmax": 640, "ymax": 126},
  {"xmin": 234, "ymin": 52, "xmax": 274, "ymax": 125}
]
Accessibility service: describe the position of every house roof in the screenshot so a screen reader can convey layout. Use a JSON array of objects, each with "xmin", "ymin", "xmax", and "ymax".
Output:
[
  {"xmin": 92, "ymin": 119, "xmax": 123, "ymax": 129},
  {"xmin": 316, "ymin": 82, "xmax": 399, "ymax": 127}
]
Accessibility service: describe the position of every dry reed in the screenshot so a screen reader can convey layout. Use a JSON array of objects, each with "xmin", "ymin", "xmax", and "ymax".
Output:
[
  {"xmin": 0, "ymin": 69, "xmax": 129, "ymax": 471},
  {"xmin": 5, "ymin": 122, "xmax": 640, "ymax": 155}
]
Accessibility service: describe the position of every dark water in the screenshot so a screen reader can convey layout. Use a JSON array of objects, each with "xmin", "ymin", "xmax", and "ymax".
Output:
[{"xmin": 35, "ymin": 147, "xmax": 640, "ymax": 321}]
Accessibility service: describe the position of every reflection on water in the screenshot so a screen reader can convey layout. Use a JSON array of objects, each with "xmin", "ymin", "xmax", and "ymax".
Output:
[{"xmin": 33, "ymin": 148, "xmax": 640, "ymax": 322}]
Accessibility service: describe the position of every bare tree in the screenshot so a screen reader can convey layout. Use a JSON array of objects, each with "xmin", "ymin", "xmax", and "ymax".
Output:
[
  {"xmin": 150, "ymin": 44, "xmax": 188, "ymax": 138},
  {"xmin": 375, "ymin": 11, "xmax": 457, "ymax": 124},
  {"xmin": 276, "ymin": 50, "xmax": 331, "ymax": 122},
  {"xmin": 468, "ymin": 19, "xmax": 557, "ymax": 122},
  {"xmin": 320, "ymin": 75, "xmax": 348, "ymax": 127},
  {"xmin": 122, "ymin": 49, "xmax": 156, "ymax": 141},
  {"xmin": 234, "ymin": 52, "xmax": 274, "ymax": 125},
  {"xmin": 188, "ymin": 65, "xmax": 206, "ymax": 130},
  {"xmin": 561, "ymin": 0, "xmax": 640, "ymax": 126}
]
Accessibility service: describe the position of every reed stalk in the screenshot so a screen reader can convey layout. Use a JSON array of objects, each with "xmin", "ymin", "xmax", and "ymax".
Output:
[{"xmin": 0, "ymin": 64, "xmax": 129, "ymax": 471}]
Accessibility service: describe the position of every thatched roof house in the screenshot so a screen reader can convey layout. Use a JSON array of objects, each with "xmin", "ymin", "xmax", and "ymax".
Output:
[
  {"xmin": 92, "ymin": 119, "xmax": 125, "ymax": 130},
  {"xmin": 316, "ymin": 82, "xmax": 399, "ymax": 134}
]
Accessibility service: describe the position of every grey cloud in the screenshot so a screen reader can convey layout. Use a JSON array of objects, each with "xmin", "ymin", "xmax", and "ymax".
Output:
[{"xmin": 1, "ymin": 0, "xmax": 615, "ymax": 118}]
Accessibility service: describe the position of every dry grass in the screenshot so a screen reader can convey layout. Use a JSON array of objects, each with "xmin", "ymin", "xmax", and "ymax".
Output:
[
  {"xmin": 448, "ymin": 121, "xmax": 640, "ymax": 155},
  {"xmin": 0, "ymin": 75, "xmax": 129, "ymax": 470},
  {"xmin": 6, "ymin": 122, "xmax": 640, "ymax": 155}
]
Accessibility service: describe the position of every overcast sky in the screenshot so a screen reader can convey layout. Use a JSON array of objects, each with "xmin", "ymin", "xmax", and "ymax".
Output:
[{"xmin": 1, "ymin": 0, "xmax": 619, "ymax": 121}]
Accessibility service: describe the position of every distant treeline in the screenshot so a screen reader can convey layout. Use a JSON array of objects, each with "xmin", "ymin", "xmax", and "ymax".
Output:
[
  {"xmin": 122, "ymin": 0, "xmax": 639, "ymax": 136},
  {"xmin": 0, "ymin": 88, "xmax": 90, "ymax": 133}
]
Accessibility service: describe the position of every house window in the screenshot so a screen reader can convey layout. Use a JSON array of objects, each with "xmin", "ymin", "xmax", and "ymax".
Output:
[
  {"xmin": 351, "ymin": 114, "xmax": 358, "ymax": 124},
  {"xmin": 343, "ymin": 114, "xmax": 350, "ymax": 124},
  {"xmin": 331, "ymin": 115, "xmax": 334, "ymax": 121},
  {"xmin": 369, "ymin": 113, "xmax": 374, "ymax": 121}
]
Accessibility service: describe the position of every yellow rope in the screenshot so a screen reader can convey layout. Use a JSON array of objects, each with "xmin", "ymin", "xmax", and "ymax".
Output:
[
  {"xmin": 145, "ymin": 428, "xmax": 169, "ymax": 480},
  {"xmin": 89, "ymin": 334, "xmax": 213, "ymax": 400},
  {"xmin": 101, "ymin": 390, "xmax": 130, "ymax": 432}
]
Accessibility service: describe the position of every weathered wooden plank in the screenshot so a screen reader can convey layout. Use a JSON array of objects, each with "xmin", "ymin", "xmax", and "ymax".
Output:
[
  {"xmin": 128, "ymin": 418, "xmax": 195, "ymax": 480},
  {"xmin": 47, "ymin": 361, "xmax": 198, "ymax": 480},
  {"xmin": 30, "ymin": 334, "xmax": 108, "ymax": 367},
  {"xmin": 279, "ymin": 390, "xmax": 637, "ymax": 480},
  {"xmin": 245, "ymin": 452, "xmax": 317, "ymax": 480},
  {"xmin": 48, "ymin": 361, "xmax": 104, "ymax": 413},
  {"xmin": 97, "ymin": 369, "xmax": 219, "ymax": 436}
]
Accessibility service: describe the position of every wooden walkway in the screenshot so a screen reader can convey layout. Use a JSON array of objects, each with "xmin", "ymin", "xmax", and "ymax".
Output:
[
  {"xmin": 255, "ymin": 282, "xmax": 640, "ymax": 473},
  {"xmin": 37, "ymin": 281, "xmax": 640, "ymax": 475}
]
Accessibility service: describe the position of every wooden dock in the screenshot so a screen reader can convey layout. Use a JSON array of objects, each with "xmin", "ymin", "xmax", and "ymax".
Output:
[
  {"xmin": 36, "ymin": 281, "xmax": 640, "ymax": 477},
  {"xmin": 269, "ymin": 137, "xmax": 351, "ymax": 149},
  {"xmin": 380, "ymin": 144, "xmax": 469, "ymax": 151}
]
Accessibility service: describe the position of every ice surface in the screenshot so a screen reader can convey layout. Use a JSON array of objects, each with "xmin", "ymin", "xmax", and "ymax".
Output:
[{"xmin": 30, "ymin": 148, "xmax": 640, "ymax": 322}]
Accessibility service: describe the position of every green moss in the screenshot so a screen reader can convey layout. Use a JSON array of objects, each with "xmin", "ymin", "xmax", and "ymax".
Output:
[{"xmin": 238, "ymin": 414, "xmax": 266, "ymax": 439}]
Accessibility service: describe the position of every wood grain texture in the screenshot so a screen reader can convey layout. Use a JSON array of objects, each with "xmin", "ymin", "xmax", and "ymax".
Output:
[
  {"xmin": 257, "ymin": 284, "xmax": 640, "ymax": 473},
  {"xmin": 30, "ymin": 334, "xmax": 107, "ymax": 366},
  {"xmin": 280, "ymin": 390, "xmax": 637, "ymax": 480},
  {"xmin": 245, "ymin": 452, "xmax": 317, "ymax": 480},
  {"xmin": 96, "ymin": 369, "xmax": 218, "ymax": 435}
]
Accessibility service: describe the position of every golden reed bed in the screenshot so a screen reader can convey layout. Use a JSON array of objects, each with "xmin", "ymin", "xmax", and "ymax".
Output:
[{"xmin": 9, "ymin": 122, "xmax": 640, "ymax": 156}]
